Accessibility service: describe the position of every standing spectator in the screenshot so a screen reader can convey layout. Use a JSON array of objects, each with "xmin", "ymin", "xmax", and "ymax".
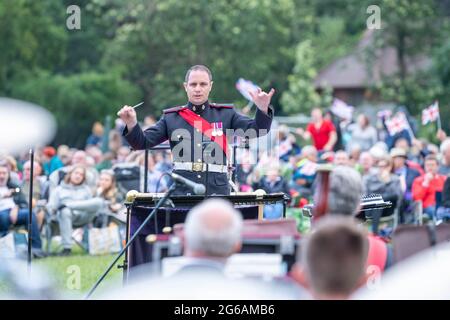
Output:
[
  {"xmin": 296, "ymin": 108, "xmax": 337, "ymax": 153},
  {"xmin": 86, "ymin": 121, "xmax": 104, "ymax": 148},
  {"xmin": 412, "ymin": 155, "xmax": 447, "ymax": 220},
  {"xmin": 346, "ymin": 114, "xmax": 378, "ymax": 152},
  {"xmin": 324, "ymin": 110, "xmax": 344, "ymax": 152},
  {"xmin": 439, "ymin": 139, "xmax": 450, "ymax": 176}
]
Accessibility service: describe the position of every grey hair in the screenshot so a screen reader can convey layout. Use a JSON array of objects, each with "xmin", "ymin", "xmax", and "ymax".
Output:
[
  {"xmin": 327, "ymin": 166, "xmax": 362, "ymax": 216},
  {"xmin": 301, "ymin": 145, "xmax": 317, "ymax": 157},
  {"xmin": 184, "ymin": 199, "xmax": 243, "ymax": 257}
]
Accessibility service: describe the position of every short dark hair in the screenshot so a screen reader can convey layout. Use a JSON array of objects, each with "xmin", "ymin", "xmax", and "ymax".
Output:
[
  {"xmin": 185, "ymin": 65, "xmax": 212, "ymax": 82},
  {"xmin": 303, "ymin": 216, "xmax": 368, "ymax": 297}
]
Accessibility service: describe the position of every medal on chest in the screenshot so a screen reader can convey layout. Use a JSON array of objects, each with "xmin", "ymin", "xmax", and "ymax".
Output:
[{"xmin": 212, "ymin": 122, "xmax": 223, "ymax": 136}]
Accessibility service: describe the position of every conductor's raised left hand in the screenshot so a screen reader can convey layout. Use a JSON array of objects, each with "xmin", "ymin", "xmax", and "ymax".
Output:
[{"xmin": 249, "ymin": 88, "xmax": 275, "ymax": 114}]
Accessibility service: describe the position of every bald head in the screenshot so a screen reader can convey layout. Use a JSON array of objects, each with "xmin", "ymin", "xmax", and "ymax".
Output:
[{"xmin": 184, "ymin": 199, "xmax": 243, "ymax": 258}]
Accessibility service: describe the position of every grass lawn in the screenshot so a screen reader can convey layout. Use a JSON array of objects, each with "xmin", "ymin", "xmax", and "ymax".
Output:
[
  {"xmin": 36, "ymin": 251, "xmax": 123, "ymax": 299},
  {"xmin": 1, "ymin": 245, "xmax": 124, "ymax": 299}
]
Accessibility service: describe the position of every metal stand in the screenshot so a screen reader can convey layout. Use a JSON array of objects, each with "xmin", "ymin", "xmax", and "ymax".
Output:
[
  {"xmin": 27, "ymin": 148, "xmax": 34, "ymax": 274},
  {"xmin": 85, "ymin": 183, "xmax": 177, "ymax": 299},
  {"xmin": 118, "ymin": 205, "xmax": 131, "ymax": 285}
]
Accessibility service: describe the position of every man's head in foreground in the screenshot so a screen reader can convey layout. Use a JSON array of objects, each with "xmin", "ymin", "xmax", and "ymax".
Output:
[
  {"xmin": 301, "ymin": 216, "xmax": 368, "ymax": 299},
  {"xmin": 184, "ymin": 198, "xmax": 243, "ymax": 260}
]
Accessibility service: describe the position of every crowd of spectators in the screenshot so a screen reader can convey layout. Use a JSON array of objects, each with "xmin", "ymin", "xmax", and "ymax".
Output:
[{"xmin": 1, "ymin": 105, "xmax": 450, "ymax": 261}]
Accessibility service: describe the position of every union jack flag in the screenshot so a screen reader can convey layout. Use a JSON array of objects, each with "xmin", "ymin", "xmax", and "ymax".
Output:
[
  {"xmin": 385, "ymin": 112, "xmax": 409, "ymax": 136},
  {"xmin": 422, "ymin": 101, "xmax": 439, "ymax": 125}
]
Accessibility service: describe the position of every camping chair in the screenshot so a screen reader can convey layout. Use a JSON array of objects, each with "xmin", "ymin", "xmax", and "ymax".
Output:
[{"xmin": 42, "ymin": 198, "xmax": 104, "ymax": 254}]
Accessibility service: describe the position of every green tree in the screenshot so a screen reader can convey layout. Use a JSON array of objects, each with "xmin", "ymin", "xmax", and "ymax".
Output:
[
  {"xmin": 11, "ymin": 71, "xmax": 141, "ymax": 147},
  {"xmin": 281, "ymin": 40, "xmax": 325, "ymax": 114}
]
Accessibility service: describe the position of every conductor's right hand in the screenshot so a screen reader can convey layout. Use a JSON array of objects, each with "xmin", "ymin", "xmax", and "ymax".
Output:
[{"xmin": 117, "ymin": 105, "xmax": 138, "ymax": 130}]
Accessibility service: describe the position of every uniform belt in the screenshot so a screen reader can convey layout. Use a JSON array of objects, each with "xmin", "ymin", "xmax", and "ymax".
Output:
[{"xmin": 173, "ymin": 162, "xmax": 228, "ymax": 173}]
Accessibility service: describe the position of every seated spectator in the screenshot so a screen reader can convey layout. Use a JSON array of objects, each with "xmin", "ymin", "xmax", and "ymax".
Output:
[
  {"xmin": 412, "ymin": 155, "xmax": 447, "ymax": 220},
  {"xmin": 137, "ymin": 152, "xmax": 167, "ymax": 193},
  {"xmin": 358, "ymin": 151, "xmax": 377, "ymax": 178},
  {"xmin": 94, "ymin": 169, "xmax": 126, "ymax": 227},
  {"xmin": 394, "ymin": 137, "xmax": 424, "ymax": 175},
  {"xmin": 439, "ymin": 139, "xmax": 450, "ymax": 176},
  {"xmin": 363, "ymin": 155, "xmax": 402, "ymax": 234},
  {"xmin": 436, "ymin": 177, "xmax": 450, "ymax": 221},
  {"xmin": 348, "ymin": 143, "xmax": 362, "ymax": 167},
  {"xmin": 48, "ymin": 150, "xmax": 99, "ymax": 193},
  {"xmin": 391, "ymin": 147, "xmax": 421, "ymax": 223},
  {"xmin": 297, "ymin": 216, "xmax": 368, "ymax": 300},
  {"xmin": 85, "ymin": 145, "xmax": 103, "ymax": 165},
  {"xmin": 0, "ymin": 155, "xmax": 20, "ymax": 186},
  {"xmin": 154, "ymin": 151, "xmax": 172, "ymax": 173},
  {"xmin": 333, "ymin": 150, "xmax": 350, "ymax": 167},
  {"xmin": 115, "ymin": 146, "xmax": 131, "ymax": 164},
  {"xmin": 0, "ymin": 162, "xmax": 44, "ymax": 257},
  {"xmin": 290, "ymin": 145, "xmax": 318, "ymax": 199},
  {"xmin": 21, "ymin": 160, "xmax": 49, "ymax": 228},
  {"xmin": 277, "ymin": 126, "xmax": 301, "ymax": 162},
  {"xmin": 252, "ymin": 166, "xmax": 290, "ymax": 219},
  {"xmin": 46, "ymin": 165, "xmax": 100, "ymax": 256},
  {"xmin": 234, "ymin": 149, "xmax": 255, "ymax": 192}
]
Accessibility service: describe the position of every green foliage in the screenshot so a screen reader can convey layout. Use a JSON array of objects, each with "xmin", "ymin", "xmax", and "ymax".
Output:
[
  {"xmin": 1, "ymin": 0, "xmax": 449, "ymax": 145},
  {"xmin": 11, "ymin": 71, "xmax": 141, "ymax": 147},
  {"xmin": 281, "ymin": 40, "xmax": 320, "ymax": 114}
]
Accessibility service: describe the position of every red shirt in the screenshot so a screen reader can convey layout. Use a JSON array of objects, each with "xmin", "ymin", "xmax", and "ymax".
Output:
[
  {"xmin": 412, "ymin": 174, "xmax": 447, "ymax": 209},
  {"xmin": 306, "ymin": 120, "xmax": 336, "ymax": 151}
]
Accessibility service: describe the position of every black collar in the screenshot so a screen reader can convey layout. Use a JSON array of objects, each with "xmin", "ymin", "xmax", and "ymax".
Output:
[{"xmin": 187, "ymin": 100, "xmax": 209, "ymax": 113}]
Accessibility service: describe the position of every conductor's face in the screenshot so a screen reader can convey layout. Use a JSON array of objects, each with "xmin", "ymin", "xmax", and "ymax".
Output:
[{"xmin": 184, "ymin": 70, "xmax": 213, "ymax": 105}]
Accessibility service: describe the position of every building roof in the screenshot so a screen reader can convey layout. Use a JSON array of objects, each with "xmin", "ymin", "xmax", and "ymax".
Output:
[{"xmin": 314, "ymin": 30, "xmax": 431, "ymax": 89}]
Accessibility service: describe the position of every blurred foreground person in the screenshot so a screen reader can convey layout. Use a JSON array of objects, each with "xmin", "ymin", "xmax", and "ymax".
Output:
[
  {"xmin": 299, "ymin": 216, "xmax": 368, "ymax": 300},
  {"xmin": 354, "ymin": 241, "xmax": 450, "ymax": 299},
  {"xmin": 103, "ymin": 199, "xmax": 298, "ymax": 299},
  {"xmin": 290, "ymin": 166, "xmax": 391, "ymax": 295}
]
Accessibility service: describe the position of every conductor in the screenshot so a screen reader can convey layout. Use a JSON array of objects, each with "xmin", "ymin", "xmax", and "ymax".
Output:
[{"xmin": 117, "ymin": 65, "xmax": 274, "ymax": 195}]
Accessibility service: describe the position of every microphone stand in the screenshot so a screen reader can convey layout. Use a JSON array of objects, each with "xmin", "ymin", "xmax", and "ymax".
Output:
[{"xmin": 85, "ymin": 183, "xmax": 177, "ymax": 299}]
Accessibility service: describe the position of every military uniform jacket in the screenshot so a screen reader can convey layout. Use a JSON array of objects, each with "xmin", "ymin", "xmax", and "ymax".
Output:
[{"xmin": 123, "ymin": 101, "xmax": 273, "ymax": 195}]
